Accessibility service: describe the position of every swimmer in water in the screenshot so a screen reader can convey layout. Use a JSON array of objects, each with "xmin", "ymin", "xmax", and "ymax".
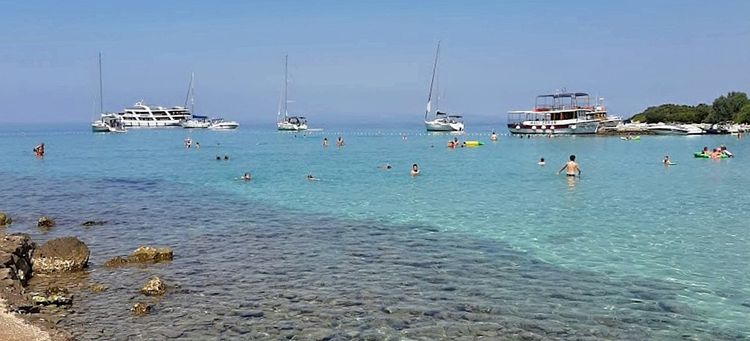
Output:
[
  {"xmin": 538, "ymin": 158, "xmax": 545, "ymax": 166},
  {"xmin": 558, "ymin": 155, "xmax": 581, "ymax": 177},
  {"xmin": 382, "ymin": 163, "xmax": 392, "ymax": 170},
  {"xmin": 336, "ymin": 136, "xmax": 345, "ymax": 147},
  {"xmin": 306, "ymin": 174, "xmax": 319, "ymax": 181},
  {"xmin": 195, "ymin": 142, "xmax": 200, "ymax": 150},
  {"xmin": 490, "ymin": 131, "xmax": 498, "ymax": 141},
  {"xmin": 241, "ymin": 172, "xmax": 252, "ymax": 181},
  {"xmin": 322, "ymin": 137, "xmax": 328, "ymax": 148},
  {"xmin": 224, "ymin": 155, "xmax": 229, "ymax": 160},
  {"xmin": 410, "ymin": 163, "xmax": 420, "ymax": 176},
  {"xmin": 33, "ymin": 143, "xmax": 45, "ymax": 157},
  {"xmin": 663, "ymin": 155, "xmax": 674, "ymax": 165},
  {"xmin": 216, "ymin": 156, "xmax": 221, "ymax": 160}
]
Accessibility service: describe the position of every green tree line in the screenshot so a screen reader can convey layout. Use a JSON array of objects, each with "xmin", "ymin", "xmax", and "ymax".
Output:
[{"xmin": 630, "ymin": 91, "xmax": 750, "ymax": 123}]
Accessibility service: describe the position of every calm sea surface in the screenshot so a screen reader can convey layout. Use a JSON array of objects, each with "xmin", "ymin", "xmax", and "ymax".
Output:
[{"xmin": 1, "ymin": 124, "xmax": 748, "ymax": 340}]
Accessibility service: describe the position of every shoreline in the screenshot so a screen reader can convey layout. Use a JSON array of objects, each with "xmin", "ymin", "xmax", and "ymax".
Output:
[
  {"xmin": 0, "ymin": 232, "xmax": 71, "ymax": 341},
  {"xmin": 0, "ymin": 298, "xmax": 52, "ymax": 341}
]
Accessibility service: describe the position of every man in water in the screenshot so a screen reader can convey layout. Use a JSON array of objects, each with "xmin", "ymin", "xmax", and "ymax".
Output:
[
  {"xmin": 558, "ymin": 155, "xmax": 581, "ymax": 177},
  {"xmin": 33, "ymin": 143, "xmax": 45, "ymax": 157},
  {"xmin": 490, "ymin": 131, "xmax": 497, "ymax": 141},
  {"xmin": 382, "ymin": 163, "xmax": 392, "ymax": 170},
  {"xmin": 195, "ymin": 142, "xmax": 200, "ymax": 150},
  {"xmin": 538, "ymin": 158, "xmax": 545, "ymax": 166},
  {"xmin": 410, "ymin": 163, "xmax": 421, "ymax": 176},
  {"xmin": 306, "ymin": 174, "xmax": 318, "ymax": 181},
  {"xmin": 224, "ymin": 155, "xmax": 229, "ymax": 160},
  {"xmin": 323, "ymin": 137, "xmax": 329, "ymax": 148},
  {"xmin": 663, "ymin": 155, "xmax": 674, "ymax": 165},
  {"xmin": 336, "ymin": 136, "xmax": 344, "ymax": 147},
  {"xmin": 241, "ymin": 172, "xmax": 252, "ymax": 181}
]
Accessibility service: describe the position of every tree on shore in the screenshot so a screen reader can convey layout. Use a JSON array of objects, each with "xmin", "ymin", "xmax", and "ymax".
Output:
[{"xmin": 630, "ymin": 91, "xmax": 749, "ymax": 123}]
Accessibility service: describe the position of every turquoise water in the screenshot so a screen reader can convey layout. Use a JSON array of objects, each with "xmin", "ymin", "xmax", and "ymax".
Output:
[{"xmin": 1, "ymin": 125, "xmax": 748, "ymax": 339}]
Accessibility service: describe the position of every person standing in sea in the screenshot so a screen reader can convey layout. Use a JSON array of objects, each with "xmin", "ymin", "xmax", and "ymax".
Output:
[{"xmin": 558, "ymin": 155, "xmax": 581, "ymax": 177}]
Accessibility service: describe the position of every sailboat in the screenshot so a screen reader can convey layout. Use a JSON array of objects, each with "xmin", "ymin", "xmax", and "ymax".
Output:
[
  {"xmin": 181, "ymin": 73, "xmax": 210, "ymax": 128},
  {"xmin": 276, "ymin": 55, "xmax": 308, "ymax": 131},
  {"xmin": 424, "ymin": 41, "xmax": 464, "ymax": 132},
  {"xmin": 91, "ymin": 53, "xmax": 126, "ymax": 133}
]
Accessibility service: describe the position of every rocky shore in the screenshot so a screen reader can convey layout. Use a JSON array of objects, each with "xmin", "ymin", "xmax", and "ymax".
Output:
[{"xmin": 1, "ymin": 211, "xmax": 175, "ymax": 340}]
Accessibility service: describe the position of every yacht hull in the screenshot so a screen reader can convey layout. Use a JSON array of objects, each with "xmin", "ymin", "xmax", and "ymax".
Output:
[{"xmin": 425, "ymin": 121, "xmax": 464, "ymax": 132}]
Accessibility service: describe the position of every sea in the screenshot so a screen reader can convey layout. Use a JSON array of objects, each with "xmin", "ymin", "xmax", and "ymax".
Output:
[{"xmin": 0, "ymin": 123, "xmax": 748, "ymax": 340}]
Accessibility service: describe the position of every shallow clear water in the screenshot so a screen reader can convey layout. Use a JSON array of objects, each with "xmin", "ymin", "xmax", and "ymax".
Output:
[{"xmin": 1, "ymin": 125, "xmax": 748, "ymax": 340}]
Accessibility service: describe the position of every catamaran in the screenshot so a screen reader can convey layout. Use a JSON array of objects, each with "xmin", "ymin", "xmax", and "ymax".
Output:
[
  {"xmin": 424, "ymin": 42, "xmax": 464, "ymax": 132},
  {"xmin": 90, "ymin": 53, "xmax": 126, "ymax": 133},
  {"xmin": 277, "ymin": 55, "xmax": 308, "ymax": 131},
  {"xmin": 507, "ymin": 92, "xmax": 601, "ymax": 135}
]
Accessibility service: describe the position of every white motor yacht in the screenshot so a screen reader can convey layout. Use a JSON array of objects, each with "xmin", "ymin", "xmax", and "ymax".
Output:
[
  {"xmin": 208, "ymin": 119, "xmax": 239, "ymax": 130},
  {"xmin": 647, "ymin": 124, "xmax": 704, "ymax": 135},
  {"xmin": 181, "ymin": 115, "xmax": 211, "ymax": 128}
]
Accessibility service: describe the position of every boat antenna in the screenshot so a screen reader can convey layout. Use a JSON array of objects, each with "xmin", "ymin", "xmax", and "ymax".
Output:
[
  {"xmin": 98, "ymin": 52, "xmax": 104, "ymax": 114},
  {"xmin": 425, "ymin": 41, "xmax": 440, "ymax": 120}
]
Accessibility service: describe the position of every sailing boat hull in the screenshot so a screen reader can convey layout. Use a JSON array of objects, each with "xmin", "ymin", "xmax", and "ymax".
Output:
[
  {"xmin": 425, "ymin": 120, "xmax": 464, "ymax": 132},
  {"xmin": 277, "ymin": 122, "xmax": 308, "ymax": 131}
]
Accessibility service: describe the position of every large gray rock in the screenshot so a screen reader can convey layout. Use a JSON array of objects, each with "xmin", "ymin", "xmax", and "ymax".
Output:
[
  {"xmin": 0, "ymin": 233, "xmax": 35, "ymax": 285},
  {"xmin": 31, "ymin": 237, "xmax": 90, "ymax": 273}
]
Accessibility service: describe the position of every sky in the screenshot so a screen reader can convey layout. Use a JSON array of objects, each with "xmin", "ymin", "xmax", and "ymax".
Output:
[{"xmin": 1, "ymin": 0, "xmax": 749, "ymax": 127}]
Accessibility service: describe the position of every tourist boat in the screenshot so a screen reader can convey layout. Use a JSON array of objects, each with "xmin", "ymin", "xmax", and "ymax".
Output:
[
  {"xmin": 424, "ymin": 41, "xmax": 464, "ymax": 132},
  {"xmin": 647, "ymin": 124, "xmax": 704, "ymax": 135},
  {"xmin": 507, "ymin": 92, "xmax": 600, "ymax": 135},
  {"xmin": 109, "ymin": 102, "xmax": 191, "ymax": 128},
  {"xmin": 208, "ymin": 119, "xmax": 239, "ymax": 130},
  {"xmin": 90, "ymin": 53, "xmax": 126, "ymax": 133},
  {"xmin": 277, "ymin": 55, "xmax": 308, "ymax": 131}
]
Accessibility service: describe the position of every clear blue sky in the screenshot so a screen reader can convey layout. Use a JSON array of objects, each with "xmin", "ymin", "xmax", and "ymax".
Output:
[{"xmin": 1, "ymin": 0, "xmax": 749, "ymax": 126}]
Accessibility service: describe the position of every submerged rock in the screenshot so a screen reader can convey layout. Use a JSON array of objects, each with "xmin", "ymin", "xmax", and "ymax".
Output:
[
  {"xmin": 140, "ymin": 276, "xmax": 166, "ymax": 296},
  {"xmin": 129, "ymin": 246, "xmax": 173, "ymax": 264},
  {"xmin": 131, "ymin": 302, "xmax": 152, "ymax": 316},
  {"xmin": 32, "ymin": 237, "xmax": 90, "ymax": 273},
  {"xmin": 0, "ymin": 212, "xmax": 11, "ymax": 226},
  {"xmin": 103, "ymin": 256, "xmax": 130, "ymax": 268},
  {"xmin": 90, "ymin": 283, "xmax": 108, "ymax": 293},
  {"xmin": 37, "ymin": 216, "xmax": 55, "ymax": 228},
  {"xmin": 81, "ymin": 220, "xmax": 107, "ymax": 227},
  {"xmin": 31, "ymin": 286, "xmax": 73, "ymax": 306}
]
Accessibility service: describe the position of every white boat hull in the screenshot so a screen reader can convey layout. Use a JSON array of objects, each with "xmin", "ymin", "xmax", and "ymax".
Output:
[
  {"xmin": 425, "ymin": 120, "xmax": 464, "ymax": 132},
  {"xmin": 507, "ymin": 120, "xmax": 599, "ymax": 135},
  {"xmin": 277, "ymin": 122, "xmax": 308, "ymax": 131},
  {"xmin": 209, "ymin": 121, "xmax": 239, "ymax": 130},
  {"xmin": 648, "ymin": 125, "xmax": 704, "ymax": 135}
]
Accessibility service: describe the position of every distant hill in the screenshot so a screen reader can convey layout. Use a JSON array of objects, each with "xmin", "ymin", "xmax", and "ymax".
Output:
[{"xmin": 630, "ymin": 91, "xmax": 750, "ymax": 123}]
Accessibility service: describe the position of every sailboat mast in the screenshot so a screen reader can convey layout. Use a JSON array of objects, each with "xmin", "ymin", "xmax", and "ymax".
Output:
[
  {"xmin": 98, "ymin": 52, "xmax": 104, "ymax": 114},
  {"xmin": 425, "ymin": 41, "xmax": 440, "ymax": 120},
  {"xmin": 284, "ymin": 54, "xmax": 289, "ymax": 119},
  {"xmin": 184, "ymin": 72, "xmax": 194, "ymax": 111}
]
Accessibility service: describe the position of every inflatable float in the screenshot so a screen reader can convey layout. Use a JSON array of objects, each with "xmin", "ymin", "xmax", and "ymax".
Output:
[
  {"xmin": 694, "ymin": 152, "xmax": 729, "ymax": 159},
  {"xmin": 463, "ymin": 140, "xmax": 484, "ymax": 146}
]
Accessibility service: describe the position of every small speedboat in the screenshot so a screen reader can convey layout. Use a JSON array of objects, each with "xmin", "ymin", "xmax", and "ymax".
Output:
[
  {"xmin": 647, "ymin": 124, "xmax": 703, "ymax": 135},
  {"xmin": 208, "ymin": 119, "xmax": 239, "ymax": 130}
]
